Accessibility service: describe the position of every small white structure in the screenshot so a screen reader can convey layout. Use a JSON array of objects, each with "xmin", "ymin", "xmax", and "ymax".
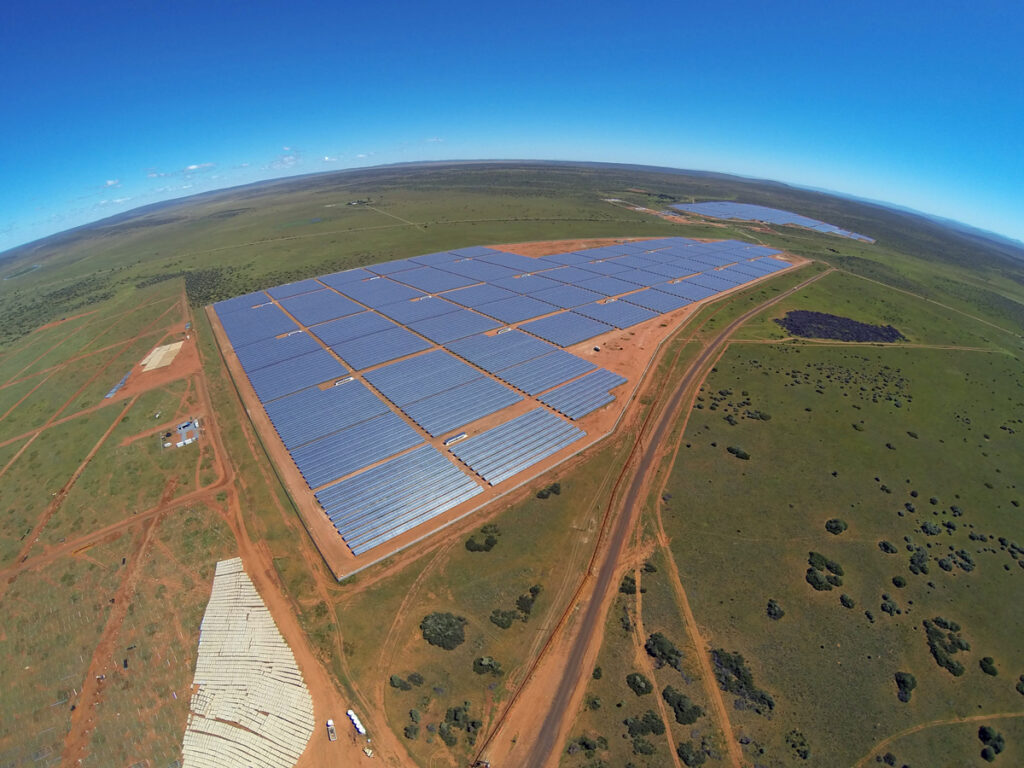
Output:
[{"xmin": 346, "ymin": 709, "xmax": 367, "ymax": 736}]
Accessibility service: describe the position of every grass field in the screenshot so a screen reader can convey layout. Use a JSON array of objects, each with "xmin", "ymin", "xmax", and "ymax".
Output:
[{"xmin": 0, "ymin": 162, "xmax": 1021, "ymax": 766}]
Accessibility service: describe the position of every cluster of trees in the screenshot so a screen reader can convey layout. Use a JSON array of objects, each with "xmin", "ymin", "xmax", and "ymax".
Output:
[
  {"xmin": 389, "ymin": 672, "xmax": 424, "ymax": 691},
  {"xmin": 619, "ymin": 574, "xmax": 644, "ymax": 595},
  {"xmin": 677, "ymin": 738, "xmax": 711, "ymax": 766},
  {"xmin": 662, "ymin": 686, "xmax": 703, "ymax": 724},
  {"xmin": 923, "ymin": 616, "xmax": 970, "ymax": 676},
  {"xmin": 710, "ymin": 649, "xmax": 775, "ymax": 714},
  {"xmin": 645, "ymin": 632, "xmax": 683, "ymax": 671},
  {"xmin": 626, "ymin": 672, "xmax": 653, "ymax": 696},
  {"xmin": 490, "ymin": 584, "xmax": 542, "ymax": 629},
  {"xmin": 420, "ymin": 612, "xmax": 467, "ymax": 650},
  {"xmin": 536, "ymin": 482, "xmax": 561, "ymax": 499},
  {"xmin": 979, "ymin": 725, "xmax": 1006, "ymax": 762},
  {"xmin": 786, "ymin": 729, "xmax": 810, "ymax": 760},
  {"xmin": 566, "ymin": 733, "xmax": 607, "ymax": 757},
  {"xmin": 436, "ymin": 701, "xmax": 483, "ymax": 748},
  {"xmin": 806, "ymin": 551, "xmax": 844, "ymax": 591},
  {"xmin": 894, "ymin": 671, "xmax": 917, "ymax": 702},
  {"xmin": 465, "ymin": 523, "xmax": 501, "ymax": 552},
  {"xmin": 726, "ymin": 445, "xmax": 751, "ymax": 460},
  {"xmin": 403, "ymin": 708, "xmax": 420, "ymax": 740}
]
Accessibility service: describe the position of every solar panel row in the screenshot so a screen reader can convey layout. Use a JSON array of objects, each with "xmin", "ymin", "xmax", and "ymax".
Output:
[
  {"xmin": 245, "ymin": 348, "xmax": 347, "ymax": 403},
  {"xmin": 330, "ymin": 325, "xmax": 432, "ymax": 370},
  {"xmin": 290, "ymin": 411, "xmax": 423, "ymax": 489},
  {"xmin": 401, "ymin": 376, "xmax": 522, "ymax": 437},
  {"xmin": 450, "ymin": 409, "xmax": 585, "ymax": 486},
  {"xmin": 407, "ymin": 308, "xmax": 501, "ymax": 344},
  {"xmin": 216, "ymin": 303, "xmax": 296, "ymax": 349},
  {"xmin": 539, "ymin": 368, "xmax": 628, "ymax": 420},
  {"xmin": 496, "ymin": 349, "xmax": 597, "ymax": 395},
  {"xmin": 521, "ymin": 312, "xmax": 613, "ymax": 346},
  {"xmin": 363, "ymin": 349, "xmax": 479, "ymax": 406},
  {"xmin": 263, "ymin": 379, "xmax": 389, "ymax": 449},
  {"xmin": 671, "ymin": 202, "xmax": 875, "ymax": 242},
  {"xmin": 317, "ymin": 446, "xmax": 483, "ymax": 555},
  {"xmin": 446, "ymin": 329, "xmax": 556, "ymax": 373},
  {"xmin": 574, "ymin": 300, "xmax": 659, "ymax": 329},
  {"xmin": 234, "ymin": 331, "xmax": 320, "ymax": 373}
]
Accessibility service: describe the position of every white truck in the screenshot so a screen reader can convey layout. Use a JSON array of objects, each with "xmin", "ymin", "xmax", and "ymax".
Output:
[{"xmin": 326, "ymin": 719, "xmax": 337, "ymax": 742}]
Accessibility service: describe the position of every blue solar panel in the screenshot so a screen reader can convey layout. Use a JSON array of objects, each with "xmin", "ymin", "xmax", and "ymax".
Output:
[
  {"xmin": 542, "ymin": 265, "xmax": 601, "ymax": 284},
  {"xmin": 541, "ymin": 251, "xmax": 593, "ymax": 265},
  {"xmin": 364, "ymin": 349, "xmax": 480, "ymax": 406},
  {"xmin": 375, "ymin": 295, "xmax": 460, "ymax": 324},
  {"xmin": 614, "ymin": 269, "xmax": 667, "ymax": 287},
  {"xmin": 311, "ymin": 312, "xmax": 395, "ymax": 346},
  {"xmin": 263, "ymin": 379, "xmax": 390, "ymax": 449},
  {"xmin": 475, "ymin": 295, "xmax": 559, "ymax": 324},
  {"xmin": 632, "ymin": 261, "xmax": 698, "ymax": 279},
  {"xmin": 450, "ymin": 409, "xmax": 585, "ymax": 486},
  {"xmin": 410, "ymin": 250, "xmax": 462, "ymax": 266},
  {"xmin": 496, "ymin": 350, "xmax": 597, "ymax": 395},
  {"xmin": 577, "ymin": 259, "xmax": 631, "ymax": 276},
  {"xmin": 392, "ymin": 266, "xmax": 479, "ymax": 293},
  {"xmin": 476, "ymin": 251, "xmax": 555, "ymax": 273},
  {"xmin": 317, "ymin": 445, "xmax": 482, "ymax": 555},
  {"xmin": 407, "ymin": 308, "xmax": 501, "ymax": 344},
  {"xmin": 573, "ymin": 245, "xmax": 638, "ymax": 259},
  {"xmin": 539, "ymin": 368, "xmax": 627, "ymax": 420},
  {"xmin": 217, "ymin": 303, "xmax": 298, "ymax": 349},
  {"xmin": 623, "ymin": 289, "xmax": 693, "ymax": 313},
  {"xmin": 319, "ymin": 268, "xmax": 376, "ymax": 288},
  {"xmin": 366, "ymin": 258, "xmax": 419, "ymax": 275},
  {"xmin": 437, "ymin": 259, "xmax": 520, "ymax": 282},
  {"xmin": 521, "ymin": 312, "xmax": 613, "ymax": 347},
  {"xmin": 657, "ymin": 280, "xmax": 718, "ymax": 301},
  {"xmin": 574, "ymin": 300, "xmax": 659, "ymax": 329},
  {"xmin": 401, "ymin": 377, "xmax": 522, "ymax": 437},
  {"xmin": 529, "ymin": 285, "xmax": 604, "ymax": 309},
  {"xmin": 612, "ymin": 254, "xmax": 661, "ymax": 270},
  {"xmin": 330, "ymin": 326, "xmax": 433, "ymax": 370},
  {"xmin": 280, "ymin": 289, "xmax": 363, "ymax": 326},
  {"xmin": 491, "ymin": 274, "xmax": 562, "ymax": 293},
  {"xmin": 446, "ymin": 330, "xmax": 556, "ymax": 372},
  {"xmin": 266, "ymin": 279, "xmax": 323, "ymax": 300},
  {"xmin": 336, "ymin": 277, "xmax": 425, "ymax": 307},
  {"xmin": 708, "ymin": 266, "xmax": 755, "ymax": 285},
  {"xmin": 442, "ymin": 283, "xmax": 517, "ymax": 308},
  {"xmin": 743, "ymin": 257, "xmax": 789, "ymax": 274},
  {"xmin": 246, "ymin": 348, "xmax": 348, "ymax": 403},
  {"xmin": 214, "ymin": 291, "xmax": 270, "ymax": 315},
  {"xmin": 291, "ymin": 411, "xmax": 424, "ymax": 489},
  {"xmin": 686, "ymin": 273, "xmax": 739, "ymax": 292},
  {"xmin": 575, "ymin": 275, "xmax": 640, "ymax": 297},
  {"xmin": 234, "ymin": 331, "xmax": 322, "ymax": 373},
  {"xmin": 449, "ymin": 245, "xmax": 504, "ymax": 258}
]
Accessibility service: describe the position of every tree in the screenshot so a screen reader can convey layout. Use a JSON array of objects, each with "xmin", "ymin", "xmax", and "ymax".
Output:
[
  {"xmin": 894, "ymin": 672, "xmax": 917, "ymax": 702},
  {"xmin": 825, "ymin": 518, "xmax": 848, "ymax": 535},
  {"xmin": 625, "ymin": 673, "xmax": 653, "ymax": 696},
  {"xmin": 420, "ymin": 612, "xmax": 467, "ymax": 650}
]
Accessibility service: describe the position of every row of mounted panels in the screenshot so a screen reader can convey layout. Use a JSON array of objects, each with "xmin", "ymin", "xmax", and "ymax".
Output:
[
  {"xmin": 672, "ymin": 201, "xmax": 875, "ymax": 243},
  {"xmin": 214, "ymin": 238, "xmax": 790, "ymax": 555}
]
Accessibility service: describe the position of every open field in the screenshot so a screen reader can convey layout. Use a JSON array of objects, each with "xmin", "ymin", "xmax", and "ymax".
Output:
[{"xmin": 0, "ymin": 162, "xmax": 1021, "ymax": 767}]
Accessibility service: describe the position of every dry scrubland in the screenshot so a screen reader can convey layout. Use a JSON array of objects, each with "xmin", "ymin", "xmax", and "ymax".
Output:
[{"xmin": 0, "ymin": 163, "xmax": 1021, "ymax": 767}]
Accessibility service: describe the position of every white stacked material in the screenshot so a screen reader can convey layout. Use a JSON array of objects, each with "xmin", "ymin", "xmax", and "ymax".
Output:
[{"xmin": 182, "ymin": 557, "xmax": 314, "ymax": 768}]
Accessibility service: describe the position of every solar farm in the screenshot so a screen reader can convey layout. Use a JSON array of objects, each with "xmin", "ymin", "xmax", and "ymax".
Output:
[
  {"xmin": 212, "ymin": 237, "xmax": 792, "ymax": 574},
  {"xmin": 671, "ymin": 201, "xmax": 876, "ymax": 242}
]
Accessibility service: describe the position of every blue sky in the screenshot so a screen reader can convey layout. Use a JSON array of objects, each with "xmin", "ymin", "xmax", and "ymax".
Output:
[{"xmin": 2, "ymin": 0, "xmax": 1022, "ymax": 251}]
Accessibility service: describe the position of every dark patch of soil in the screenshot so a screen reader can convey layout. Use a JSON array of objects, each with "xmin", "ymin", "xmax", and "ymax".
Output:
[{"xmin": 775, "ymin": 310, "xmax": 905, "ymax": 343}]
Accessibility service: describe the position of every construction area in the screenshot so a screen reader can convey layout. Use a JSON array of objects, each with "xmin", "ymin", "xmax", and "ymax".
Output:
[
  {"xmin": 209, "ymin": 237, "xmax": 794, "ymax": 576},
  {"xmin": 182, "ymin": 558, "xmax": 314, "ymax": 768}
]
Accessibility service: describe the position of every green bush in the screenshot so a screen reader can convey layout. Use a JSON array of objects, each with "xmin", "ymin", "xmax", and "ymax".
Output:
[
  {"xmin": 923, "ymin": 617, "xmax": 969, "ymax": 676},
  {"xmin": 420, "ymin": 612, "xmax": 467, "ymax": 650},
  {"xmin": 766, "ymin": 598, "xmax": 785, "ymax": 620},
  {"xmin": 662, "ymin": 686, "xmax": 703, "ymax": 724},
  {"xmin": 840, "ymin": 593, "xmax": 855, "ymax": 609},
  {"xmin": 786, "ymin": 729, "xmax": 810, "ymax": 760},
  {"xmin": 625, "ymin": 673, "xmax": 653, "ymax": 696},
  {"xmin": 806, "ymin": 567, "xmax": 833, "ymax": 591},
  {"xmin": 644, "ymin": 632, "xmax": 683, "ymax": 670},
  {"xmin": 677, "ymin": 740, "xmax": 708, "ymax": 766},
  {"xmin": 710, "ymin": 649, "xmax": 774, "ymax": 713},
  {"xmin": 473, "ymin": 656, "xmax": 503, "ymax": 676},
  {"xmin": 825, "ymin": 518, "xmax": 848, "ymax": 535},
  {"xmin": 403, "ymin": 723, "xmax": 419, "ymax": 740},
  {"xmin": 980, "ymin": 657, "xmax": 998, "ymax": 676},
  {"xmin": 389, "ymin": 674, "xmax": 412, "ymax": 690},
  {"xmin": 408, "ymin": 672, "xmax": 424, "ymax": 686},
  {"xmin": 592, "ymin": 666, "xmax": 603, "ymax": 680},
  {"xmin": 619, "ymin": 574, "xmax": 637, "ymax": 595},
  {"xmin": 624, "ymin": 710, "xmax": 664, "ymax": 736},
  {"xmin": 489, "ymin": 609, "xmax": 519, "ymax": 629},
  {"xmin": 894, "ymin": 671, "xmax": 917, "ymax": 702},
  {"xmin": 632, "ymin": 735, "xmax": 656, "ymax": 755}
]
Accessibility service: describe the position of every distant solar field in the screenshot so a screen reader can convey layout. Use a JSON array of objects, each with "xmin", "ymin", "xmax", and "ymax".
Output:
[
  {"xmin": 214, "ymin": 237, "xmax": 790, "ymax": 557},
  {"xmin": 671, "ymin": 202, "xmax": 875, "ymax": 243}
]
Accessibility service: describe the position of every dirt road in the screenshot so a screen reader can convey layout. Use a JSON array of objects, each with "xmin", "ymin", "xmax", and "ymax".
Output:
[{"xmin": 514, "ymin": 267, "xmax": 833, "ymax": 767}]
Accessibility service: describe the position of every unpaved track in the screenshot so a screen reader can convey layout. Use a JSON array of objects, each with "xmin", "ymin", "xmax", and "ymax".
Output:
[
  {"xmin": 516, "ymin": 267, "xmax": 833, "ymax": 768},
  {"xmin": 852, "ymin": 711, "xmax": 1024, "ymax": 767}
]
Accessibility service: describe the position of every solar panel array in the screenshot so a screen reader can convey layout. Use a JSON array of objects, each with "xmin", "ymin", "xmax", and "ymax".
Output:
[
  {"xmin": 671, "ymin": 201, "xmax": 875, "ymax": 243},
  {"xmin": 450, "ymin": 409, "xmax": 585, "ymax": 485},
  {"xmin": 214, "ymin": 237, "xmax": 792, "ymax": 555}
]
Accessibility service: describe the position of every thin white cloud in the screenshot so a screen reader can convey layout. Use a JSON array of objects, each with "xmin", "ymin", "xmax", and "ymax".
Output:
[
  {"xmin": 184, "ymin": 162, "xmax": 215, "ymax": 173},
  {"xmin": 425, "ymin": 137, "xmax": 444, "ymax": 143},
  {"xmin": 112, "ymin": 197, "xmax": 132, "ymax": 204},
  {"xmin": 104, "ymin": 179, "xmax": 120, "ymax": 187},
  {"xmin": 322, "ymin": 155, "xmax": 338, "ymax": 162}
]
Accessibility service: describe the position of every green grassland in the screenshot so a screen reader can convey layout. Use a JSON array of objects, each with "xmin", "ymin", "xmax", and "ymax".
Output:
[
  {"xmin": 0, "ymin": 404, "xmax": 122, "ymax": 566},
  {"xmin": 81, "ymin": 504, "xmax": 237, "ymax": 768},
  {"xmin": 661, "ymin": 340, "xmax": 1024, "ymax": 766},
  {"xmin": 0, "ymin": 534, "xmax": 134, "ymax": 768}
]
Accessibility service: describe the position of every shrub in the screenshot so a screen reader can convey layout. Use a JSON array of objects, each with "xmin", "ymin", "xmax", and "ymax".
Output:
[
  {"xmin": 726, "ymin": 445, "xmax": 751, "ymax": 460},
  {"xmin": 978, "ymin": 726, "xmax": 1005, "ymax": 759},
  {"xmin": 894, "ymin": 672, "xmax": 917, "ymax": 702},
  {"xmin": 662, "ymin": 686, "xmax": 703, "ymax": 724},
  {"xmin": 806, "ymin": 568, "xmax": 832, "ymax": 591},
  {"xmin": 980, "ymin": 657, "xmax": 998, "ymax": 676},
  {"xmin": 489, "ymin": 609, "xmax": 519, "ymax": 629},
  {"xmin": 403, "ymin": 723, "xmax": 419, "ymax": 740},
  {"xmin": 825, "ymin": 518, "xmax": 848, "ymax": 535},
  {"xmin": 892, "ymin": 575, "xmax": 907, "ymax": 588},
  {"xmin": 625, "ymin": 673, "xmax": 653, "ymax": 696},
  {"xmin": 632, "ymin": 735, "xmax": 656, "ymax": 755},
  {"xmin": 840, "ymin": 593, "xmax": 855, "ymax": 609},
  {"xmin": 409, "ymin": 709, "xmax": 421, "ymax": 723},
  {"xmin": 473, "ymin": 656, "xmax": 503, "ymax": 676},
  {"xmin": 710, "ymin": 649, "xmax": 774, "ymax": 713},
  {"xmin": 619, "ymin": 574, "xmax": 637, "ymax": 594},
  {"xmin": 516, "ymin": 586, "xmax": 542, "ymax": 615},
  {"xmin": 438, "ymin": 721, "xmax": 457, "ymax": 747},
  {"xmin": 1016, "ymin": 675, "xmax": 1024, "ymax": 696},
  {"xmin": 645, "ymin": 633, "xmax": 683, "ymax": 670},
  {"xmin": 389, "ymin": 675, "xmax": 412, "ymax": 690},
  {"xmin": 420, "ymin": 612, "xmax": 467, "ymax": 650},
  {"xmin": 677, "ymin": 740, "xmax": 708, "ymax": 766},
  {"xmin": 408, "ymin": 672, "xmax": 424, "ymax": 686},
  {"xmin": 624, "ymin": 710, "xmax": 664, "ymax": 737},
  {"xmin": 465, "ymin": 535, "xmax": 497, "ymax": 552},
  {"xmin": 766, "ymin": 599, "xmax": 785, "ymax": 620},
  {"xmin": 592, "ymin": 666, "xmax": 603, "ymax": 680},
  {"xmin": 786, "ymin": 729, "xmax": 810, "ymax": 760},
  {"xmin": 923, "ymin": 617, "xmax": 969, "ymax": 676}
]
